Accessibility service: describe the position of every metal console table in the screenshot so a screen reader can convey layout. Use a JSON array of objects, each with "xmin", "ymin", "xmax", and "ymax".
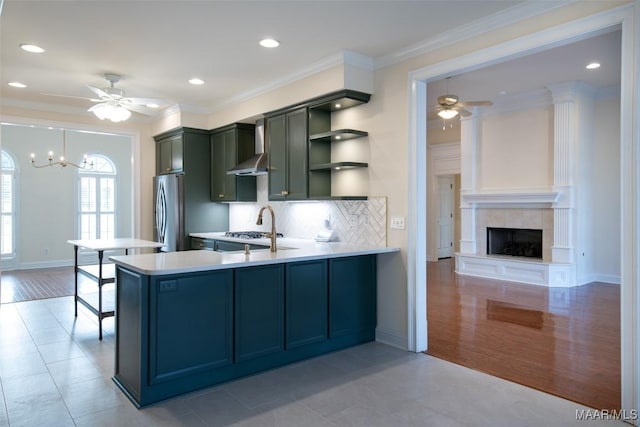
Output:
[{"xmin": 68, "ymin": 238, "xmax": 165, "ymax": 340}]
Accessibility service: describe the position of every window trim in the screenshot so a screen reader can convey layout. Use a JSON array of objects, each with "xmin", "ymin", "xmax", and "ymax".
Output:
[
  {"xmin": 77, "ymin": 154, "xmax": 118, "ymax": 241},
  {"xmin": 1, "ymin": 149, "xmax": 18, "ymax": 262}
]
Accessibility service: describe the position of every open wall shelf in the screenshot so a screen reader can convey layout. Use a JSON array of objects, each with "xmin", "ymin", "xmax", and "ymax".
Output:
[
  {"xmin": 309, "ymin": 129, "xmax": 368, "ymax": 143},
  {"xmin": 309, "ymin": 162, "xmax": 368, "ymax": 171}
]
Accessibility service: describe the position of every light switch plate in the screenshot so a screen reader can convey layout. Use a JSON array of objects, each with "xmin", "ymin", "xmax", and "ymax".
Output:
[{"xmin": 390, "ymin": 216, "xmax": 405, "ymax": 229}]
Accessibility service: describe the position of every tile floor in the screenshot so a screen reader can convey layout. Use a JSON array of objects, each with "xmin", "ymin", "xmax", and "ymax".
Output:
[{"xmin": 0, "ymin": 296, "xmax": 628, "ymax": 427}]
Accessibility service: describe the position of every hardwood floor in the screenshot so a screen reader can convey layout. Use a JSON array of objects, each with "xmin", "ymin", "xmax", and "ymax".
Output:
[
  {"xmin": 0, "ymin": 267, "xmax": 95, "ymax": 304},
  {"xmin": 427, "ymin": 258, "xmax": 620, "ymax": 411}
]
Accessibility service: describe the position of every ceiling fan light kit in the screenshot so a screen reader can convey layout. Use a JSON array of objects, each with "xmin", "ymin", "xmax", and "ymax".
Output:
[
  {"xmin": 89, "ymin": 102, "xmax": 132, "ymax": 122},
  {"xmin": 437, "ymin": 108, "xmax": 459, "ymax": 119}
]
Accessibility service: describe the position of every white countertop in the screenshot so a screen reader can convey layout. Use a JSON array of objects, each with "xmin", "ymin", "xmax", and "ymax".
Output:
[
  {"xmin": 110, "ymin": 234, "xmax": 399, "ymax": 276},
  {"xmin": 68, "ymin": 238, "xmax": 165, "ymax": 251}
]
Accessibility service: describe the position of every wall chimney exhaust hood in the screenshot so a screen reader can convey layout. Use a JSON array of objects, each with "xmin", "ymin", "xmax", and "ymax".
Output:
[
  {"xmin": 227, "ymin": 119, "xmax": 267, "ymax": 176},
  {"xmin": 226, "ymin": 152, "xmax": 268, "ymax": 176}
]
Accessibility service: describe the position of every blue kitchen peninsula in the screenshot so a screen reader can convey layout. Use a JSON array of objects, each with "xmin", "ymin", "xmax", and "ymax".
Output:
[{"xmin": 109, "ymin": 239, "xmax": 398, "ymax": 407}]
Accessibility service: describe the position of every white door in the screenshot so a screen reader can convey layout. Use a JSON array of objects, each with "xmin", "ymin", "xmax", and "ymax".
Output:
[{"xmin": 437, "ymin": 176, "xmax": 454, "ymax": 259}]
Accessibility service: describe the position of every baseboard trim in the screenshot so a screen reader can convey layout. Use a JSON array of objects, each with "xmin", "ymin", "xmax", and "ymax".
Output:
[
  {"xmin": 375, "ymin": 328, "xmax": 408, "ymax": 350},
  {"xmin": 12, "ymin": 260, "xmax": 73, "ymax": 270}
]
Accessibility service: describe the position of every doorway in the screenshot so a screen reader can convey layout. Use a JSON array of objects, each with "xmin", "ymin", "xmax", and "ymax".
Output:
[
  {"xmin": 436, "ymin": 176, "xmax": 454, "ymax": 259},
  {"xmin": 408, "ymin": 7, "xmax": 638, "ymax": 414}
]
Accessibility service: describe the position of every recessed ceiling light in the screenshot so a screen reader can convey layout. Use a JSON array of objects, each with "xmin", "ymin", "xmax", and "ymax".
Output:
[
  {"xmin": 8, "ymin": 82, "xmax": 27, "ymax": 88},
  {"xmin": 146, "ymin": 103, "xmax": 159, "ymax": 108},
  {"xmin": 586, "ymin": 62, "xmax": 601, "ymax": 70},
  {"xmin": 259, "ymin": 38, "xmax": 280, "ymax": 48},
  {"xmin": 335, "ymin": 103, "xmax": 341, "ymax": 109},
  {"xmin": 189, "ymin": 78, "xmax": 205, "ymax": 85},
  {"xmin": 20, "ymin": 43, "xmax": 45, "ymax": 53}
]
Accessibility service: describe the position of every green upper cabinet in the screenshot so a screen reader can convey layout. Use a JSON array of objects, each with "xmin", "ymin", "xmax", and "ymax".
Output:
[
  {"xmin": 267, "ymin": 107, "xmax": 308, "ymax": 200},
  {"xmin": 265, "ymin": 90, "xmax": 371, "ymax": 201},
  {"xmin": 154, "ymin": 127, "xmax": 210, "ymax": 176},
  {"xmin": 156, "ymin": 133, "xmax": 184, "ymax": 175},
  {"xmin": 210, "ymin": 123, "xmax": 257, "ymax": 202}
]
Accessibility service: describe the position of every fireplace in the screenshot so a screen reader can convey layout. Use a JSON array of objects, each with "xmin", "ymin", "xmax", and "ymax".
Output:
[{"xmin": 487, "ymin": 227, "xmax": 543, "ymax": 259}]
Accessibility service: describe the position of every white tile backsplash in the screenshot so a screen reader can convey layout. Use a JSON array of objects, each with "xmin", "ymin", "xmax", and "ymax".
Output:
[{"xmin": 228, "ymin": 176, "xmax": 386, "ymax": 246}]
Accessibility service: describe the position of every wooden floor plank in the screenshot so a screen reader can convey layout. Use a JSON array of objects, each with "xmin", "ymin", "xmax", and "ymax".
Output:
[
  {"xmin": 1, "ymin": 267, "xmax": 95, "ymax": 304},
  {"xmin": 427, "ymin": 258, "xmax": 620, "ymax": 410}
]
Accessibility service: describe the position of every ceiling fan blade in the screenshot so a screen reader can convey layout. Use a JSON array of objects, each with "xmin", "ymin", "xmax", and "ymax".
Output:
[
  {"xmin": 121, "ymin": 97, "xmax": 166, "ymax": 106},
  {"xmin": 457, "ymin": 100, "xmax": 493, "ymax": 107},
  {"xmin": 87, "ymin": 84, "xmax": 111, "ymax": 100},
  {"xmin": 122, "ymin": 104, "xmax": 155, "ymax": 116},
  {"xmin": 41, "ymin": 92, "xmax": 102, "ymax": 102},
  {"xmin": 457, "ymin": 108, "xmax": 472, "ymax": 117}
]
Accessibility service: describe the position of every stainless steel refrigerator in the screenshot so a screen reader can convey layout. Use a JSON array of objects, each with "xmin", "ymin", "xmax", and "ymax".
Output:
[
  {"xmin": 154, "ymin": 173, "xmax": 229, "ymax": 252},
  {"xmin": 154, "ymin": 173, "xmax": 185, "ymax": 252}
]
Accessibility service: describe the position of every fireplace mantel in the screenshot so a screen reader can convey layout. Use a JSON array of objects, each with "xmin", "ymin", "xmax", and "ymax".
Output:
[{"xmin": 462, "ymin": 189, "xmax": 560, "ymax": 206}]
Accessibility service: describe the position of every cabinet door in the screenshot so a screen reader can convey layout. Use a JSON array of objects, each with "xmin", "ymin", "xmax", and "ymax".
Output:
[
  {"xmin": 329, "ymin": 255, "xmax": 376, "ymax": 338},
  {"xmin": 157, "ymin": 137, "xmax": 173, "ymax": 175},
  {"xmin": 286, "ymin": 108, "xmax": 308, "ymax": 199},
  {"xmin": 157, "ymin": 135, "xmax": 183, "ymax": 175},
  {"xmin": 235, "ymin": 265, "xmax": 284, "ymax": 362},
  {"xmin": 286, "ymin": 260, "xmax": 328, "ymax": 349},
  {"xmin": 267, "ymin": 114, "xmax": 287, "ymax": 200},
  {"xmin": 210, "ymin": 131, "xmax": 228, "ymax": 201},
  {"xmin": 222, "ymin": 130, "xmax": 238, "ymax": 201},
  {"xmin": 170, "ymin": 135, "xmax": 184, "ymax": 173},
  {"xmin": 149, "ymin": 270, "xmax": 233, "ymax": 384}
]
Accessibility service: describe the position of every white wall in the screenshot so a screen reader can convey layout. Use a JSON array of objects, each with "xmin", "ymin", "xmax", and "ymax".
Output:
[
  {"xmin": 1, "ymin": 124, "xmax": 133, "ymax": 269},
  {"xmin": 588, "ymin": 91, "xmax": 621, "ymax": 283},
  {"xmin": 480, "ymin": 107, "xmax": 553, "ymax": 190}
]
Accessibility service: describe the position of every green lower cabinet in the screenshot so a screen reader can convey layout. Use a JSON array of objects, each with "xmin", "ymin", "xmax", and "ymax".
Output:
[
  {"xmin": 235, "ymin": 264, "xmax": 285, "ymax": 362},
  {"xmin": 285, "ymin": 260, "xmax": 328, "ymax": 349},
  {"xmin": 113, "ymin": 255, "xmax": 377, "ymax": 407},
  {"xmin": 149, "ymin": 271, "xmax": 233, "ymax": 384},
  {"xmin": 329, "ymin": 255, "xmax": 377, "ymax": 338}
]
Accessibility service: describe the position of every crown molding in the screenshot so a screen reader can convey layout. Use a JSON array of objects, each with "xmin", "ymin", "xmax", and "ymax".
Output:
[
  {"xmin": 375, "ymin": 1, "xmax": 577, "ymax": 70},
  {"xmin": 210, "ymin": 51, "xmax": 348, "ymax": 113}
]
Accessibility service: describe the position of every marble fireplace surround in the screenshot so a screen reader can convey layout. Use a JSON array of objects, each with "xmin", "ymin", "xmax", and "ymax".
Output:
[{"xmin": 455, "ymin": 189, "xmax": 577, "ymax": 287}]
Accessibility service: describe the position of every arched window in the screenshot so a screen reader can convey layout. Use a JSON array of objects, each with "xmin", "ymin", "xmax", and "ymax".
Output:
[
  {"xmin": 1, "ymin": 150, "xmax": 17, "ymax": 258},
  {"xmin": 78, "ymin": 154, "xmax": 117, "ymax": 240}
]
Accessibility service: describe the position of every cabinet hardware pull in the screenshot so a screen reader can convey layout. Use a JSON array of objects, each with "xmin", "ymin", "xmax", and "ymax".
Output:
[
  {"xmin": 281, "ymin": 190, "xmax": 289, "ymax": 196},
  {"xmin": 219, "ymin": 194, "xmax": 224, "ymax": 198}
]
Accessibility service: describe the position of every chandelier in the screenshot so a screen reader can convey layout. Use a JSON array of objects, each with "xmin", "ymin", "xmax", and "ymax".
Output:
[{"xmin": 30, "ymin": 130, "xmax": 94, "ymax": 169}]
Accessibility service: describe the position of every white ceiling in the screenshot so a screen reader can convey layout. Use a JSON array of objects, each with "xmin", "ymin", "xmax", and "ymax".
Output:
[{"xmin": 0, "ymin": 1, "xmax": 621, "ymax": 121}]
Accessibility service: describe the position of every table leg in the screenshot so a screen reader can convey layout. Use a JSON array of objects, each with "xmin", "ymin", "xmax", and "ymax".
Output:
[
  {"xmin": 98, "ymin": 250, "xmax": 104, "ymax": 341},
  {"xmin": 74, "ymin": 244, "xmax": 78, "ymax": 317}
]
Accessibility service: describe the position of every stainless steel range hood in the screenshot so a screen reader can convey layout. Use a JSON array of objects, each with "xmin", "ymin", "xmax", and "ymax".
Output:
[
  {"xmin": 227, "ymin": 119, "xmax": 268, "ymax": 176},
  {"xmin": 226, "ymin": 152, "xmax": 268, "ymax": 176}
]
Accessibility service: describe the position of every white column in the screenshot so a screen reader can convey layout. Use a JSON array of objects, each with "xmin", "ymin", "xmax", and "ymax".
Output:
[
  {"xmin": 547, "ymin": 83, "xmax": 577, "ymax": 264},
  {"xmin": 459, "ymin": 107, "xmax": 481, "ymax": 254}
]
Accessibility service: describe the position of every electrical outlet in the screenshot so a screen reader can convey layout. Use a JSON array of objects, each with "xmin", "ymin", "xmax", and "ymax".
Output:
[
  {"xmin": 348, "ymin": 215, "xmax": 358, "ymax": 227},
  {"xmin": 390, "ymin": 216, "xmax": 405, "ymax": 230}
]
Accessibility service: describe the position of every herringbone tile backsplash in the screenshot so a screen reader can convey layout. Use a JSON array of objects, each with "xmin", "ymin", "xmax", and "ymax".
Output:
[{"xmin": 228, "ymin": 177, "xmax": 387, "ymax": 246}]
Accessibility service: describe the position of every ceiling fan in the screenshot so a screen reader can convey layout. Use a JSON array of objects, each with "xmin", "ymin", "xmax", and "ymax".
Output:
[
  {"xmin": 434, "ymin": 77, "xmax": 493, "ymax": 119},
  {"xmin": 43, "ymin": 73, "xmax": 165, "ymax": 122}
]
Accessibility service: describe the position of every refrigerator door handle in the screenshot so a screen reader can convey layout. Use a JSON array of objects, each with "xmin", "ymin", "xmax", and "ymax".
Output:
[{"xmin": 155, "ymin": 179, "xmax": 168, "ymax": 245}]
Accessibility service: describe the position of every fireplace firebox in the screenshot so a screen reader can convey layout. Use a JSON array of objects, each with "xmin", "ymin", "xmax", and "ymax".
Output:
[{"xmin": 487, "ymin": 227, "xmax": 542, "ymax": 259}]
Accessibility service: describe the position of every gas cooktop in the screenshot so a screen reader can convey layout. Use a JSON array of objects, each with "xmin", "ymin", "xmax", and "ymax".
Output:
[{"xmin": 224, "ymin": 231, "xmax": 284, "ymax": 239}]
